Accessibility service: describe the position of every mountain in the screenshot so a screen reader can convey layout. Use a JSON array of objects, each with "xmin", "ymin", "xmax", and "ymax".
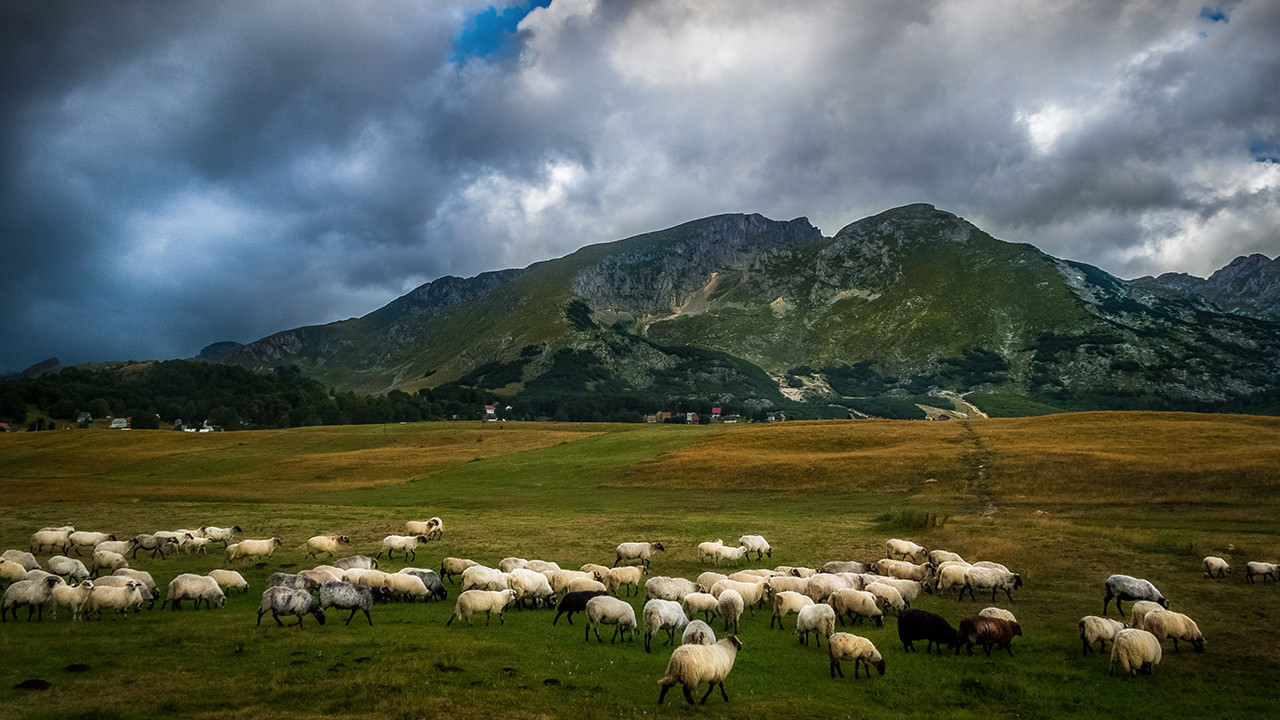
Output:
[{"xmin": 212, "ymin": 204, "xmax": 1280, "ymax": 419}]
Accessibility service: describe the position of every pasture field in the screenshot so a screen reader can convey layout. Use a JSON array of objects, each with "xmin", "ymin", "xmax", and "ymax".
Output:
[{"xmin": 1, "ymin": 412, "xmax": 1279, "ymax": 719}]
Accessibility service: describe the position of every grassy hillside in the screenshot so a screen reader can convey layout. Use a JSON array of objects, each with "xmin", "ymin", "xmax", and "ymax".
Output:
[{"xmin": 1, "ymin": 414, "xmax": 1278, "ymax": 719}]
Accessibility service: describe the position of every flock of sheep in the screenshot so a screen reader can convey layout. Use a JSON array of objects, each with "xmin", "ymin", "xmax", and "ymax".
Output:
[{"xmin": 3, "ymin": 521, "xmax": 1277, "ymax": 704}]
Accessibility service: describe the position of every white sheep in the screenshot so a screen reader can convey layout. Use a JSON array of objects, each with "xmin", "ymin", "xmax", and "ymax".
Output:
[
  {"xmin": 334, "ymin": 555, "xmax": 379, "ymax": 571},
  {"xmin": 0, "ymin": 557, "xmax": 28, "ymax": 586},
  {"xmin": 207, "ymin": 569, "xmax": 249, "ymax": 594},
  {"xmin": 1103, "ymin": 574, "xmax": 1167, "ymax": 616},
  {"xmin": 646, "ymin": 576, "xmax": 700, "ymax": 603},
  {"xmin": 440, "ymin": 557, "xmax": 479, "ymax": 583},
  {"xmin": 377, "ymin": 534, "xmax": 430, "ymax": 562},
  {"xmin": 580, "ymin": 563, "xmax": 611, "ymax": 581},
  {"xmin": 803, "ymin": 573, "xmax": 855, "ymax": 604},
  {"xmin": 867, "ymin": 576, "xmax": 928, "ymax": 606},
  {"xmin": 182, "ymin": 536, "xmax": 212, "ymax": 555},
  {"xmin": 972, "ymin": 560, "xmax": 1012, "ymax": 573},
  {"xmin": 3, "ymin": 549, "xmax": 41, "ymax": 571},
  {"xmin": 586, "ymin": 595, "xmax": 637, "ymax": 643},
  {"xmin": 1079, "ymin": 615, "xmax": 1127, "ymax": 655},
  {"xmin": 1143, "ymin": 609, "xmax": 1205, "ymax": 653},
  {"xmin": 113, "ymin": 568, "xmax": 158, "ymax": 600},
  {"xmin": 717, "ymin": 588, "xmax": 744, "ymax": 634},
  {"xmin": 864, "ymin": 581, "xmax": 906, "ymax": 616},
  {"xmin": 885, "ymin": 538, "xmax": 928, "ymax": 563},
  {"xmin": 709, "ymin": 578, "xmax": 767, "ymax": 614},
  {"xmin": 828, "ymin": 632, "xmax": 885, "ymax": 678},
  {"xmin": 674, "ymin": 616, "xmax": 712, "ymax": 645},
  {"xmin": 67, "ymin": 531, "xmax": 116, "ymax": 556},
  {"xmin": 696, "ymin": 571, "xmax": 728, "ymax": 593},
  {"xmin": 199, "ymin": 525, "xmax": 243, "ymax": 546},
  {"xmin": 52, "ymin": 579, "xmax": 95, "ymax": 621},
  {"xmin": 130, "ymin": 533, "xmax": 179, "ymax": 559},
  {"xmin": 764, "ymin": 574, "xmax": 809, "ymax": 597},
  {"xmin": 605, "ymin": 565, "xmax": 646, "ymax": 596},
  {"xmin": 165, "ymin": 573, "xmax": 227, "ymax": 610},
  {"xmin": 711, "ymin": 544, "xmax": 750, "ymax": 568},
  {"xmin": 979, "ymin": 606, "xmax": 1018, "ymax": 624},
  {"xmin": 257, "ymin": 586, "xmax": 325, "ymax": 627},
  {"xmin": 47, "ymin": 555, "xmax": 89, "ymax": 584},
  {"xmin": 30, "ymin": 526, "xmax": 75, "ymax": 555},
  {"xmin": 642, "ymin": 598, "xmax": 688, "ymax": 652},
  {"xmin": 405, "ymin": 517, "xmax": 443, "ymax": 540},
  {"xmin": 933, "ymin": 562, "xmax": 972, "ymax": 597},
  {"xmin": 90, "ymin": 574, "xmax": 154, "ymax": 610},
  {"xmin": 447, "ymin": 588, "xmax": 518, "ymax": 626},
  {"xmin": 546, "ymin": 569, "xmax": 600, "ymax": 595},
  {"xmin": 1, "ymin": 575, "xmax": 61, "ymax": 621},
  {"xmin": 697, "ymin": 539, "xmax": 725, "ymax": 563},
  {"xmin": 90, "ymin": 549, "xmax": 128, "ymax": 576},
  {"xmin": 657, "ymin": 636, "xmax": 742, "ymax": 705},
  {"xmin": 1201, "ymin": 556, "xmax": 1230, "ymax": 579},
  {"xmin": 822, "ymin": 560, "xmax": 870, "ymax": 574},
  {"xmin": 875, "ymin": 559, "xmax": 934, "ymax": 584},
  {"xmin": 565, "ymin": 577, "xmax": 608, "ymax": 595},
  {"xmin": 1127, "ymin": 600, "xmax": 1166, "ymax": 631},
  {"xmin": 681, "ymin": 592, "xmax": 720, "ymax": 622},
  {"xmin": 306, "ymin": 535, "xmax": 351, "ymax": 559},
  {"xmin": 795, "ymin": 603, "xmax": 837, "ymax": 647},
  {"xmin": 928, "ymin": 549, "xmax": 966, "ymax": 567},
  {"xmin": 615, "ymin": 541, "xmax": 665, "ymax": 568},
  {"xmin": 92, "ymin": 540, "xmax": 133, "ymax": 557},
  {"xmin": 738, "ymin": 534, "xmax": 772, "ymax": 560},
  {"xmin": 1245, "ymin": 561, "xmax": 1279, "ymax": 584},
  {"xmin": 961, "ymin": 566, "xmax": 1023, "ymax": 603},
  {"xmin": 382, "ymin": 572, "xmax": 431, "ymax": 602},
  {"xmin": 319, "ymin": 580, "xmax": 375, "ymax": 626},
  {"xmin": 1110, "ymin": 628, "xmax": 1162, "ymax": 676},
  {"xmin": 461, "ymin": 566, "xmax": 510, "ymax": 593},
  {"xmin": 828, "ymin": 588, "xmax": 885, "ymax": 627},
  {"xmin": 83, "ymin": 580, "xmax": 146, "ymax": 620},
  {"xmin": 498, "ymin": 557, "xmax": 528, "ymax": 573},
  {"xmin": 508, "ymin": 568, "xmax": 555, "ymax": 608},
  {"xmin": 525, "ymin": 559, "xmax": 560, "ymax": 573},
  {"xmin": 769, "ymin": 590, "xmax": 814, "ymax": 629},
  {"xmin": 226, "ymin": 537, "xmax": 282, "ymax": 563}
]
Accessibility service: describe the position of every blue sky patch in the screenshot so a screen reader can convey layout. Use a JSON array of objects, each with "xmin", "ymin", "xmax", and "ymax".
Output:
[
  {"xmin": 1199, "ymin": 6, "xmax": 1230, "ymax": 23},
  {"xmin": 1250, "ymin": 141, "xmax": 1280, "ymax": 164},
  {"xmin": 453, "ymin": 1, "xmax": 553, "ymax": 64}
]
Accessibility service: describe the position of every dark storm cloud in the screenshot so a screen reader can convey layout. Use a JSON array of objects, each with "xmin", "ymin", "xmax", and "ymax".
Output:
[{"xmin": 3, "ymin": 0, "xmax": 1278, "ymax": 373}]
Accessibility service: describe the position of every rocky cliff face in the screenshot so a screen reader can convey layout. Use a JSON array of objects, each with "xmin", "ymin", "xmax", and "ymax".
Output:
[{"xmin": 1138, "ymin": 253, "xmax": 1280, "ymax": 322}]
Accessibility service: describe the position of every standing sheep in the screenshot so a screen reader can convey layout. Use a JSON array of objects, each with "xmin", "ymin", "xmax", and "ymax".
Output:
[
  {"xmin": 377, "ymin": 534, "xmax": 430, "ymax": 562},
  {"xmin": 30, "ymin": 526, "xmax": 75, "ymax": 555},
  {"xmin": 90, "ymin": 550, "xmax": 128, "ymax": 577},
  {"xmin": 1202, "ymin": 556, "xmax": 1230, "ymax": 579},
  {"xmin": 257, "ymin": 586, "xmax": 325, "ymax": 627},
  {"xmin": 605, "ymin": 565, "xmax": 646, "ymax": 596},
  {"xmin": 47, "ymin": 555, "xmax": 90, "ymax": 584},
  {"xmin": 319, "ymin": 581, "xmax": 375, "ymax": 626},
  {"xmin": 828, "ymin": 632, "xmax": 885, "ymax": 678},
  {"xmin": 657, "ymin": 636, "xmax": 742, "ymax": 705},
  {"xmin": 769, "ymin": 590, "xmax": 814, "ymax": 629},
  {"xmin": 1142, "ymin": 610, "xmax": 1205, "ymax": 653},
  {"xmin": 207, "ymin": 569, "xmax": 249, "ymax": 594},
  {"xmin": 2, "ymin": 550, "xmax": 40, "ymax": 572},
  {"xmin": 1103, "ymin": 574, "xmax": 1168, "ymax": 616},
  {"xmin": 697, "ymin": 539, "xmax": 725, "ymax": 564},
  {"xmin": 83, "ymin": 580, "xmax": 146, "ymax": 620},
  {"xmin": 585, "ymin": 595, "xmax": 637, "ymax": 643},
  {"xmin": 553, "ymin": 590, "xmax": 608, "ymax": 626},
  {"xmin": 646, "ymin": 576, "xmax": 700, "ymax": 603},
  {"xmin": 717, "ymin": 589, "xmax": 745, "ymax": 634},
  {"xmin": 164, "ymin": 574, "xmax": 227, "ymax": 610},
  {"xmin": 1245, "ymin": 561, "xmax": 1279, "ymax": 584},
  {"xmin": 960, "ymin": 567, "xmax": 1023, "ymax": 603},
  {"xmin": 1110, "ymin": 628, "xmax": 1162, "ymax": 676},
  {"xmin": 956, "ymin": 616, "xmax": 1022, "ymax": 657},
  {"xmin": 885, "ymin": 538, "xmax": 928, "ymax": 564},
  {"xmin": 51, "ymin": 579, "xmax": 94, "ymax": 621},
  {"xmin": 795, "ymin": 603, "xmax": 837, "ymax": 647},
  {"xmin": 227, "ymin": 537, "xmax": 283, "ymax": 563},
  {"xmin": 711, "ymin": 545, "xmax": 750, "ymax": 568},
  {"xmin": 1079, "ymin": 615, "xmax": 1127, "ymax": 655},
  {"xmin": 67, "ymin": 531, "xmax": 116, "ymax": 556},
  {"xmin": 440, "ymin": 557, "xmax": 479, "ymax": 583},
  {"xmin": 615, "ymin": 541, "xmax": 665, "ymax": 569},
  {"xmin": 334, "ymin": 555, "xmax": 378, "ymax": 571},
  {"xmin": 828, "ymin": 588, "xmax": 885, "ymax": 627},
  {"xmin": 681, "ymin": 592, "xmax": 720, "ymax": 622},
  {"xmin": 447, "ymin": 589, "xmax": 518, "ymax": 626},
  {"xmin": 306, "ymin": 535, "xmax": 351, "ymax": 559},
  {"xmin": 199, "ymin": 525, "xmax": 242, "ymax": 546},
  {"xmin": 738, "ymin": 535, "xmax": 772, "ymax": 560},
  {"xmin": 404, "ymin": 517, "xmax": 443, "ymax": 540},
  {"xmin": 682, "ymin": 619, "xmax": 716, "ymax": 645},
  {"xmin": 1, "ymin": 575, "xmax": 61, "ymax": 622},
  {"xmin": 643, "ymin": 598, "xmax": 688, "ymax": 652},
  {"xmin": 898, "ymin": 609, "xmax": 959, "ymax": 653}
]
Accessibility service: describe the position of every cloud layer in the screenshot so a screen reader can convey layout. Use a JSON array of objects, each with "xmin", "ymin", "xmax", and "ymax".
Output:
[{"xmin": 3, "ymin": 0, "xmax": 1278, "ymax": 372}]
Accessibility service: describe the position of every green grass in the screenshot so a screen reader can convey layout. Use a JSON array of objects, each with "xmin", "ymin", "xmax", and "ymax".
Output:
[{"xmin": 1, "ymin": 414, "xmax": 1278, "ymax": 718}]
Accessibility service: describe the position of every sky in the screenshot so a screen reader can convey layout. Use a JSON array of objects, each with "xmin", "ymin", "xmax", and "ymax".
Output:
[{"xmin": 3, "ymin": 0, "xmax": 1278, "ymax": 373}]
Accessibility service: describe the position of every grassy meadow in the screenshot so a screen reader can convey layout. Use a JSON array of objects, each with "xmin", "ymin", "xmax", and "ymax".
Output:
[{"xmin": 1, "ymin": 413, "xmax": 1279, "ymax": 719}]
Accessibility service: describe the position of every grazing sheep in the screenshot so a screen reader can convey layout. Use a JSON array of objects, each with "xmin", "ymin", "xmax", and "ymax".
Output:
[
  {"xmin": 397, "ymin": 568, "xmax": 448, "ymax": 601},
  {"xmin": 199, "ymin": 525, "xmax": 242, "ymax": 546},
  {"xmin": 795, "ymin": 603, "xmax": 837, "ymax": 647},
  {"xmin": 30, "ymin": 526, "xmax": 75, "ymax": 555},
  {"xmin": 207, "ymin": 569, "xmax": 249, "ymax": 594},
  {"xmin": 864, "ymin": 576, "xmax": 928, "ymax": 606},
  {"xmin": 697, "ymin": 539, "xmax": 725, "ymax": 564},
  {"xmin": 885, "ymin": 538, "xmax": 928, "ymax": 564},
  {"xmin": 508, "ymin": 568, "xmax": 556, "ymax": 609},
  {"xmin": 979, "ymin": 607, "xmax": 1018, "ymax": 624},
  {"xmin": 961, "ymin": 567, "xmax": 1023, "ymax": 603},
  {"xmin": 928, "ymin": 549, "xmax": 966, "ymax": 567},
  {"xmin": 580, "ymin": 563, "xmax": 611, "ymax": 581},
  {"xmin": 553, "ymin": 589, "xmax": 609, "ymax": 626},
  {"xmin": 3, "ymin": 549, "xmax": 41, "ymax": 571},
  {"xmin": 1202, "ymin": 556, "xmax": 1230, "ymax": 579},
  {"xmin": 67, "ymin": 531, "xmax": 116, "ymax": 556},
  {"xmin": 258, "ymin": 586, "xmax": 325, "ymax": 627},
  {"xmin": 377, "ymin": 534, "xmax": 430, "ymax": 562},
  {"xmin": 822, "ymin": 560, "xmax": 870, "ymax": 574},
  {"xmin": 683, "ymin": 619, "xmax": 716, "ymax": 645},
  {"xmin": 90, "ymin": 574, "xmax": 154, "ymax": 610},
  {"xmin": 586, "ymin": 595, "xmax": 637, "ymax": 643},
  {"xmin": 738, "ymin": 535, "xmax": 772, "ymax": 560},
  {"xmin": 615, "ymin": 541, "xmax": 665, "ymax": 568},
  {"xmin": 935, "ymin": 562, "xmax": 972, "ymax": 598},
  {"xmin": 226, "ymin": 537, "xmax": 283, "ymax": 563},
  {"xmin": 112, "ymin": 568, "xmax": 157, "ymax": 599},
  {"xmin": 447, "ymin": 589, "xmax": 518, "ymax": 626},
  {"xmin": 828, "ymin": 632, "xmax": 885, "ymax": 678},
  {"xmin": 0, "ymin": 557, "xmax": 29, "ymax": 587},
  {"xmin": 646, "ymin": 576, "xmax": 700, "ymax": 603},
  {"xmin": 333, "ymin": 555, "xmax": 379, "ymax": 571},
  {"xmin": 1079, "ymin": 615, "xmax": 1127, "ymax": 655},
  {"xmin": 681, "ymin": 592, "xmax": 720, "ymax": 622},
  {"xmin": 47, "ymin": 555, "xmax": 89, "ymax": 584},
  {"xmin": 1143, "ymin": 610, "xmax": 1205, "ymax": 653},
  {"xmin": 164, "ymin": 573, "xmax": 227, "ymax": 610},
  {"xmin": 643, "ymin": 598, "xmax": 688, "ymax": 651},
  {"xmin": 83, "ymin": 579, "xmax": 146, "ymax": 619},
  {"xmin": 898, "ymin": 609, "xmax": 959, "ymax": 653},
  {"xmin": 306, "ymin": 535, "xmax": 351, "ymax": 559},
  {"xmin": 657, "ymin": 636, "xmax": 742, "ymax": 705},
  {"xmin": 717, "ymin": 588, "xmax": 745, "ymax": 634},
  {"xmin": 864, "ymin": 581, "xmax": 906, "ymax": 616},
  {"xmin": 1, "ymin": 575, "xmax": 62, "ymax": 621},
  {"xmin": 319, "ymin": 581, "xmax": 375, "ymax": 626},
  {"xmin": 1245, "ymin": 561, "xmax": 1279, "ymax": 584},
  {"xmin": 696, "ymin": 571, "xmax": 728, "ymax": 593},
  {"xmin": 875, "ymin": 559, "xmax": 933, "ymax": 584},
  {"xmin": 956, "ymin": 616, "xmax": 1022, "ymax": 656},
  {"xmin": 1103, "ymin": 574, "xmax": 1168, "ymax": 616},
  {"xmin": 1127, "ymin": 600, "xmax": 1167, "ymax": 631},
  {"xmin": 804, "ymin": 573, "xmax": 855, "ymax": 604},
  {"xmin": 90, "ymin": 549, "xmax": 128, "ymax": 577},
  {"xmin": 764, "ymin": 574, "xmax": 809, "ymax": 597},
  {"xmin": 709, "ymin": 578, "xmax": 767, "ymax": 614},
  {"xmin": 131, "ymin": 533, "xmax": 179, "ymax": 559},
  {"xmin": 381, "ymin": 573, "xmax": 431, "ymax": 603},
  {"xmin": 769, "ymin": 590, "xmax": 814, "ymax": 629},
  {"xmin": 52, "ymin": 579, "xmax": 94, "ymax": 621},
  {"xmin": 1110, "ymin": 628, "xmax": 1162, "ymax": 676},
  {"xmin": 605, "ymin": 565, "xmax": 647, "ymax": 596},
  {"xmin": 828, "ymin": 588, "xmax": 885, "ymax": 627}
]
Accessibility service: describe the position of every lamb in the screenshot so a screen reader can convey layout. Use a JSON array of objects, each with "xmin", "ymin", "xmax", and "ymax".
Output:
[
  {"xmin": 828, "ymin": 588, "xmax": 885, "ymax": 627},
  {"xmin": 3, "ymin": 549, "xmax": 41, "ymax": 571},
  {"xmin": 711, "ymin": 544, "xmax": 750, "ymax": 568},
  {"xmin": 1127, "ymin": 600, "xmax": 1167, "ymax": 631},
  {"xmin": 1142, "ymin": 610, "xmax": 1205, "ymax": 653},
  {"xmin": 697, "ymin": 539, "xmax": 725, "ymax": 564},
  {"xmin": 67, "ymin": 531, "xmax": 116, "ymax": 556},
  {"xmin": 795, "ymin": 603, "xmax": 837, "ymax": 647},
  {"xmin": 828, "ymin": 632, "xmax": 885, "ymax": 678},
  {"xmin": 164, "ymin": 573, "xmax": 227, "ymax": 610},
  {"xmin": 377, "ymin": 534, "xmax": 430, "ymax": 562},
  {"xmin": 319, "ymin": 581, "xmax": 375, "ymax": 626},
  {"xmin": 508, "ymin": 568, "xmax": 556, "ymax": 608},
  {"xmin": 553, "ymin": 590, "xmax": 609, "ymax": 625},
  {"xmin": 717, "ymin": 589, "xmax": 744, "ymax": 634},
  {"xmin": 47, "ymin": 555, "xmax": 89, "ymax": 584},
  {"xmin": 30, "ymin": 526, "xmax": 75, "ymax": 555},
  {"xmin": 683, "ymin": 618, "xmax": 716, "ymax": 645},
  {"xmin": 207, "ymin": 569, "xmax": 249, "ymax": 594},
  {"xmin": 646, "ymin": 576, "xmax": 700, "ymax": 603},
  {"xmin": 615, "ymin": 541, "xmax": 665, "ymax": 568},
  {"xmin": 1, "ymin": 575, "xmax": 61, "ymax": 621},
  {"xmin": 226, "ymin": 537, "xmax": 283, "ymax": 563},
  {"xmin": 769, "ymin": 590, "xmax": 814, "ymax": 629},
  {"xmin": 643, "ymin": 598, "xmax": 688, "ymax": 651},
  {"xmin": 885, "ymin": 538, "xmax": 928, "ymax": 563},
  {"xmin": 1110, "ymin": 628, "xmax": 1162, "ymax": 676},
  {"xmin": 956, "ymin": 616, "xmax": 1022, "ymax": 656},
  {"xmin": 979, "ymin": 606, "xmax": 1018, "ymax": 624},
  {"xmin": 898, "ymin": 608, "xmax": 959, "ymax": 653},
  {"xmin": 257, "ymin": 586, "xmax": 325, "ymax": 627},
  {"xmin": 1201, "ymin": 556, "xmax": 1230, "ymax": 579},
  {"xmin": 199, "ymin": 525, "xmax": 242, "ymax": 546},
  {"xmin": 605, "ymin": 565, "xmax": 646, "ymax": 596},
  {"xmin": 585, "ymin": 595, "xmax": 637, "ymax": 643},
  {"xmin": 83, "ymin": 579, "xmax": 146, "ymax": 619},
  {"xmin": 681, "ymin": 592, "xmax": 720, "ymax": 622},
  {"xmin": 709, "ymin": 578, "xmax": 767, "ymax": 613},
  {"xmin": 737, "ymin": 534, "xmax": 772, "ymax": 560},
  {"xmin": 1079, "ymin": 615, "xmax": 1127, "ymax": 655},
  {"xmin": 306, "ymin": 535, "xmax": 351, "ymax": 559},
  {"xmin": 1245, "ymin": 561, "xmax": 1279, "ymax": 584},
  {"xmin": 90, "ymin": 549, "xmax": 128, "ymax": 576},
  {"xmin": 1103, "ymin": 574, "xmax": 1168, "ymax": 616},
  {"xmin": 52, "ymin": 578, "xmax": 94, "ymax": 621},
  {"xmin": 182, "ymin": 536, "xmax": 212, "ymax": 554},
  {"xmin": 333, "ymin": 555, "xmax": 379, "ymax": 571},
  {"xmin": 657, "ymin": 635, "xmax": 742, "ymax": 705},
  {"xmin": 961, "ymin": 567, "xmax": 1023, "ymax": 603},
  {"xmin": 447, "ymin": 588, "xmax": 518, "ymax": 626}
]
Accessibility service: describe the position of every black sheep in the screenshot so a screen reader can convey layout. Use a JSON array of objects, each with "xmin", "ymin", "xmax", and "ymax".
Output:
[
  {"xmin": 898, "ymin": 609, "xmax": 958, "ymax": 654},
  {"xmin": 552, "ymin": 590, "xmax": 608, "ymax": 625}
]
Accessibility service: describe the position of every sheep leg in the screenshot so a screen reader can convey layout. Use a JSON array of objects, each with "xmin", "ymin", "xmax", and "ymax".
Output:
[
  {"xmin": 271, "ymin": 610, "xmax": 285, "ymax": 627},
  {"xmin": 815, "ymin": 632, "xmax": 822, "ymax": 648}
]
